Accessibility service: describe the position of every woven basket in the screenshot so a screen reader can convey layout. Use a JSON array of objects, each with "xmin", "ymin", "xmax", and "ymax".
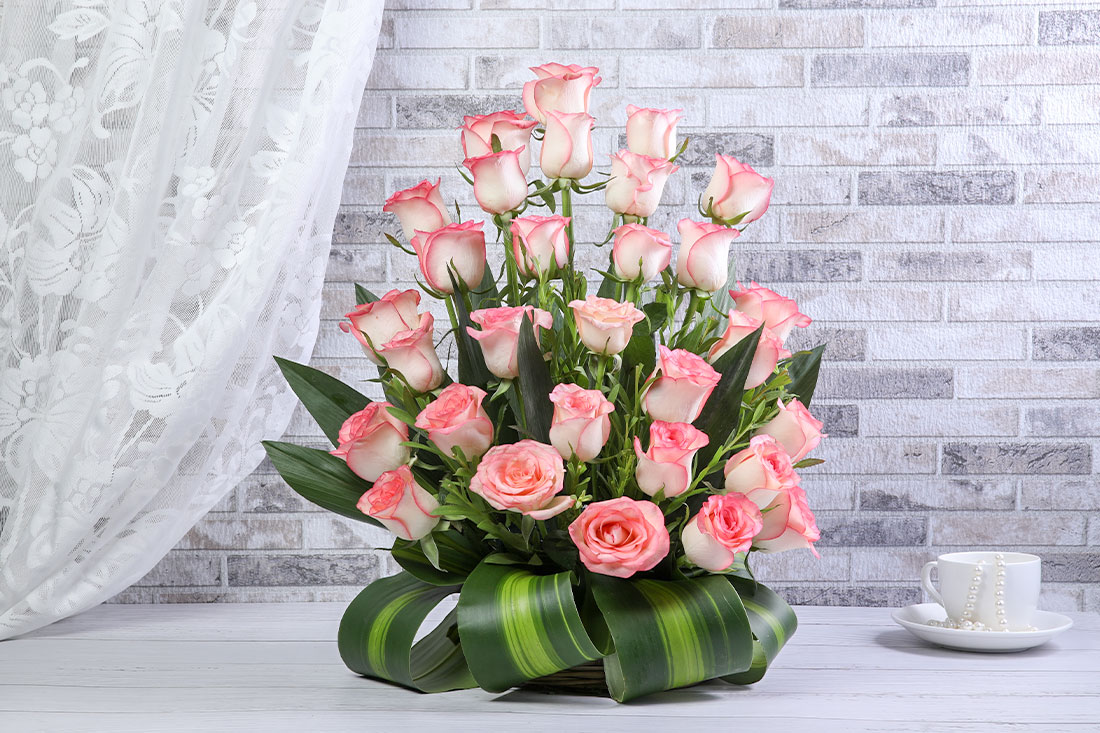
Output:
[{"xmin": 521, "ymin": 660, "xmax": 609, "ymax": 696}]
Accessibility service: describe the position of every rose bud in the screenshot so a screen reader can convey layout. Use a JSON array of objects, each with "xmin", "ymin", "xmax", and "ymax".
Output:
[
  {"xmin": 357, "ymin": 465, "xmax": 440, "ymax": 541},
  {"xmin": 522, "ymin": 62, "xmax": 601, "ymax": 124},
  {"xmin": 331, "ymin": 402, "xmax": 410, "ymax": 483},
  {"xmin": 754, "ymin": 485, "xmax": 820, "ymax": 557},
  {"xmin": 382, "ymin": 179, "xmax": 451, "ymax": 243},
  {"xmin": 340, "ymin": 289, "xmax": 423, "ymax": 364},
  {"xmin": 612, "ymin": 223, "xmax": 671, "ymax": 283},
  {"xmin": 729, "ymin": 282, "xmax": 811, "ymax": 343},
  {"xmin": 467, "ymin": 306, "xmax": 553, "ymax": 379},
  {"xmin": 374, "ymin": 312, "xmax": 446, "ymax": 393},
  {"xmin": 708, "ymin": 311, "xmax": 790, "ymax": 389},
  {"xmin": 755, "ymin": 398, "xmax": 825, "ymax": 462},
  {"xmin": 548, "ymin": 383, "xmax": 615, "ymax": 462},
  {"xmin": 411, "ymin": 220, "xmax": 486, "ymax": 295},
  {"xmin": 568, "ymin": 295, "xmax": 645, "ymax": 356},
  {"xmin": 604, "ymin": 150, "xmax": 678, "ymax": 218},
  {"xmin": 470, "ymin": 440, "xmax": 572, "ymax": 519},
  {"xmin": 681, "ymin": 493, "xmax": 764, "ymax": 572},
  {"xmin": 510, "ymin": 215, "xmax": 571, "ymax": 278},
  {"xmin": 702, "ymin": 154, "xmax": 774, "ymax": 224},
  {"xmin": 625, "ymin": 105, "xmax": 683, "ymax": 159},
  {"xmin": 541, "ymin": 111, "xmax": 595, "ymax": 180},
  {"xmin": 568, "ymin": 497, "xmax": 670, "ymax": 578},
  {"xmin": 633, "ymin": 421, "xmax": 709, "ymax": 498},
  {"xmin": 463, "ymin": 148, "xmax": 529, "ymax": 215},
  {"xmin": 415, "ymin": 383, "xmax": 494, "ymax": 460},
  {"xmin": 461, "ymin": 110, "xmax": 537, "ymax": 175},
  {"xmin": 722, "ymin": 434, "xmax": 800, "ymax": 510},
  {"xmin": 675, "ymin": 219, "xmax": 739, "ymax": 293},
  {"xmin": 643, "ymin": 346, "xmax": 721, "ymax": 423}
]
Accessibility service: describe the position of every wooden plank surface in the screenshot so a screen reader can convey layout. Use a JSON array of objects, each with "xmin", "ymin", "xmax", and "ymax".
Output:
[{"xmin": 1, "ymin": 603, "xmax": 1097, "ymax": 732}]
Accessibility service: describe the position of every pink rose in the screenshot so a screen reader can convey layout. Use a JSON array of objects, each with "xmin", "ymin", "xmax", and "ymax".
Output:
[
  {"xmin": 357, "ymin": 465, "xmax": 440, "ymax": 541},
  {"xmin": 605, "ymin": 150, "xmax": 678, "ymax": 218},
  {"xmin": 755, "ymin": 398, "xmax": 825, "ymax": 462},
  {"xmin": 633, "ymin": 421, "xmax": 709, "ymax": 498},
  {"xmin": 383, "ymin": 179, "xmax": 451, "ymax": 243},
  {"xmin": 541, "ymin": 110, "xmax": 595, "ymax": 180},
  {"xmin": 723, "ymin": 434, "xmax": 800, "ymax": 510},
  {"xmin": 681, "ymin": 493, "xmax": 764, "ymax": 572},
  {"xmin": 754, "ymin": 485, "xmax": 820, "ymax": 557},
  {"xmin": 522, "ymin": 63, "xmax": 601, "ymax": 124},
  {"xmin": 415, "ymin": 383, "xmax": 494, "ymax": 460},
  {"xmin": 729, "ymin": 282, "xmax": 811, "ymax": 343},
  {"xmin": 548, "ymin": 383, "xmax": 614, "ymax": 462},
  {"xmin": 331, "ymin": 402, "xmax": 410, "ymax": 483},
  {"xmin": 411, "ymin": 220, "xmax": 486, "ymax": 294},
  {"xmin": 463, "ymin": 149, "xmax": 529, "ymax": 215},
  {"xmin": 568, "ymin": 295, "xmax": 645, "ymax": 356},
  {"xmin": 643, "ymin": 346, "xmax": 721, "ymax": 423},
  {"xmin": 702, "ymin": 155, "xmax": 774, "ymax": 224},
  {"xmin": 568, "ymin": 497, "xmax": 670, "ymax": 578},
  {"xmin": 467, "ymin": 306, "xmax": 553, "ymax": 379},
  {"xmin": 675, "ymin": 219, "xmax": 739, "ymax": 293},
  {"xmin": 374, "ymin": 313, "xmax": 446, "ymax": 393},
  {"xmin": 612, "ymin": 223, "xmax": 672, "ymax": 282},
  {"xmin": 340, "ymin": 293, "xmax": 444, "ymax": 393},
  {"xmin": 510, "ymin": 215, "xmax": 570, "ymax": 278},
  {"xmin": 461, "ymin": 111, "xmax": 537, "ymax": 175},
  {"xmin": 470, "ymin": 440, "xmax": 571, "ymax": 519},
  {"xmin": 708, "ymin": 310, "xmax": 791, "ymax": 389},
  {"xmin": 625, "ymin": 105, "xmax": 682, "ymax": 159}
]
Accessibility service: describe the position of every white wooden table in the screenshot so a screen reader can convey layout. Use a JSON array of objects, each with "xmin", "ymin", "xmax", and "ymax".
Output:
[{"xmin": 1, "ymin": 603, "xmax": 1097, "ymax": 732}]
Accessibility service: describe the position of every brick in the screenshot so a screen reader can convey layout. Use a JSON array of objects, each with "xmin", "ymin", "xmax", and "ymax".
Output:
[
  {"xmin": 356, "ymin": 94, "xmax": 391, "ymax": 129},
  {"xmin": 388, "ymin": 0, "xmax": 472, "ymax": 7},
  {"xmin": 800, "ymin": 478, "xmax": 858, "ymax": 510},
  {"xmin": 931, "ymin": 512, "xmax": 1087, "ymax": 545},
  {"xmin": 240, "ymin": 475, "xmax": 318, "ymax": 513},
  {"xmin": 1026, "ymin": 406, "xmax": 1100, "ymax": 438},
  {"xmin": 637, "ymin": 131, "xmax": 772, "ymax": 167},
  {"xmin": 976, "ymin": 49, "xmax": 1100, "ymax": 86},
  {"xmin": 548, "ymin": 17, "xmax": 702, "ymax": 49},
  {"xmin": 867, "ymin": 324, "xmax": 1026, "ymax": 361},
  {"xmin": 738, "ymin": 249, "xmax": 861, "ymax": 283},
  {"xmin": 752, "ymin": 551, "xmax": 851, "ymax": 582},
  {"xmin": 818, "ymin": 367, "xmax": 952, "ymax": 400},
  {"xmin": 1022, "ymin": 480, "xmax": 1100, "ymax": 511},
  {"xmin": 787, "ymin": 327, "xmax": 866, "ymax": 361},
  {"xmin": 860, "ymin": 479, "xmax": 1017, "ymax": 511},
  {"xmin": 814, "ymin": 404, "xmax": 859, "ymax": 438},
  {"xmin": 812, "ymin": 53, "xmax": 969, "ymax": 88},
  {"xmin": 367, "ymin": 54, "xmax": 468, "ymax": 90},
  {"xmin": 1043, "ymin": 88, "xmax": 1100, "ymax": 125},
  {"xmin": 942, "ymin": 442, "xmax": 1092, "ymax": 476},
  {"xmin": 395, "ymin": 94, "xmax": 518, "ymax": 129},
  {"xmin": 713, "ymin": 15, "xmax": 863, "ymax": 48},
  {"xmin": 791, "ymin": 285, "xmax": 942, "ymax": 322},
  {"xmin": 395, "ymin": 17, "xmax": 538, "ymax": 49},
  {"xmin": 483, "ymin": 0, "xmax": 614, "ymax": 7},
  {"xmin": 851, "ymin": 549, "xmax": 931, "ymax": 582},
  {"xmin": 775, "ymin": 585, "xmax": 922, "ymax": 608},
  {"xmin": 475, "ymin": 55, "xmax": 619, "ymax": 89},
  {"xmin": 869, "ymin": 10, "xmax": 1032, "ymax": 48},
  {"xmin": 227, "ymin": 553, "xmax": 383, "ymax": 586},
  {"xmin": 1034, "ymin": 248, "xmax": 1100, "ymax": 280},
  {"xmin": 326, "ymin": 244, "xmax": 386, "ymax": 284},
  {"xmin": 941, "ymin": 129, "xmax": 1100, "ymax": 165},
  {"xmin": 1039, "ymin": 10, "xmax": 1100, "ymax": 46},
  {"xmin": 1033, "ymin": 328, "xmax": 1100, "ymax": 362},
  {"xmin": 135, "ymin": 553, "xmax": 222, "ymax": 587},
  {"xmin": 332, "ymin": 210, "xmax": 393, "ymax": 244},
  {"xmin": 620, "ymin": 53, "xmax": 803, "ymax": 88},
  {"xmin": 711, "ymin": 92, "xmax": 868, "ymax": 128},
  {"xmin": 1023, "ymin": 170, "xmax": 1100, "ymax": 204},
  {"xmin": 178, "ymin": 519, "xmax": 303, "ymax": 551},
  {"xmin": 350, "ymin": 132, "xmax": 456, "ymax": 167},
  {"xmin": 782, "ymin": 0, "xmax": 932, "ymax": 6},
  {"xmin": 859, "ymin": 171, "xmax": 1015, "ymax": 206},
  {"xmin": 591, "ymin": 90, "xmax": 706, "ymax": 127},
  {"xmin": 302, "ymin": 516, "xmax": 392, "ymax": 550},
  {"xmin": 861, "ymin": 402, "xmax": 1019, "ymax": 438},
  {"xmin": 340, "ymin": 169, "xmax": 387, "ymax": 206},
  {"xmin": 949, "ymin": 284, "xmax": 1100, "ymax": 321},
  {"xmin": 817, "ymin": 514, "xmax": 928, "ymax": 546},
  {"xmin": 209, "ymin": 490, "xmax": 237, "ymax": 513},
  {"xmin": 781, "ymin": 131, "xmax": 935, "ymax": 166},
  {"xmin": 774, "ymin": 171, "xmax": 853, "ymax": 205},
  {"xmin": 809, "ymin": 440, "xmax": 938, "ymax": 474},
  {"xmin": 786, "ymin": 210, "xmax": 944, "ymax": 243},
  {"xmin": 877, "ymin": 90, "xmax": 1040, "ymax": 127},
  {"xmin": 1039, "ymin": 586, "xmax": 1084, "ymax": 613},
  {"xmin": 868, "ymin": 250, "xmax": 1030, "ymax": 282},
  {"xmin": 956, "ymin": 367, "xmax": 1100, "ymax": 400}
]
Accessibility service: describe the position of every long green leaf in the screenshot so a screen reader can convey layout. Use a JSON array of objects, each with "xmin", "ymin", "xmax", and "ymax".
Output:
[
  {"xmin": 354, "ymin": 283, "xmax": 380, "ymax": 304},
  {"xmin": 391, "ymin": 529, "xmax": 487, "ymax": 586},
  {"xmin": 457, "ymin": 561, "xmax": 602, "ymax": 692},
  {"xmin": 260, "ymin": 440, "xmax": 379, "ymax": 527},
  {"xmin": 620, "ymin": 319, "xmax": 657, "ymax": 383},
  {"xmin": 274, "ymin": 357, "xmax": 371, "ymax": 446},
  {"xmin": 786, "ymin": 343, "xmax": 826, "ymax": 407},
  {"xmin": 589, "ymin": 573, "xmax": 754, "ymax": 702},
  {"xmin": 723, "ymin": 576, "xmax": 798, "ymax": 685},
  {"xmin": 514, "ymin": 313, "xmax": 554, "ymax": 443},
  {"xmin": 693, "ymin": 325, "xmax": 764, "ymax": 465},
  {"xmin": 449, "ymin": 272, "xmax": 493, "ymax": 389}
]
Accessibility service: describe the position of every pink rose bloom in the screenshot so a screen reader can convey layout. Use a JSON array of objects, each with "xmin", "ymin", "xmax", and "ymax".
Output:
[
  {"xmin": 331, "ymin": 402, "xmax": 410, "ymax": 483},
  {"xmin": 612, "ymin": 223, "xmax": 672, "ymax": 282},
  {"xmin": 755, "ymin": 398, "xmax": 825, "ymax": 462},
  {"xmin": 548, "ymin": 383, "xmax": 614, "ymax": 462},
  {"xmin": 340, "ymin": 292, "xmax": 444, "ymax": 393},
  {"xmin": 568, "ymin": 295, "xmax": 645, "ymax": 356},
  {"xmin": 467, "ymin": 306, "xmax": 553, "ymax": 379},
  {"xmin": 702, "ymin": 155, "xmax": 774, "ymax": 224},
  {"xmin": 541, "ymin": 111, "xmax": 594, "ymax": 180},
  {"xmin": 625, "ymin": 105, "xmax": 682, "ymax": 159},
  {"xmin": 633, "ymin": 420, "xmax": 709, "ymax": 498},
  {"xmin": 357, "ymin": 465, "xmax": 440, "ymax": 541},
  {"xmin": 754, "ymin": 485, "xmax": 820, "ymax": 557},
  {"xmin": 470, "ymin": 440, "xmax": 571, "ymax": 519},
  {"xmin": 375, "ymin": 313, "xmax": 446, "ymax": 393},
  {"xmin": 463, "ymin": 149, "xmax": 529, "ymax": 215},
  {"xmin": 510, "ymin": 215, "xmax": 571, "ymax": 278},
  {"xmin": 411, "ymin": 220, "xmax": 486, "ymax": 294},
  {"xmin": 461, "ymin": 110, "xmax": 537, "ymax": 175},
  {"xmin": 604, "ymin": 150, "xmax": 678, "ymax": 218},
  {"xmin": 415, "ymin": 383, "xmax": 494, "ymax": 460},
  {"xmin": 383, "ymin": 178, "xmax": 451, "ymax": 242},
  {"xmin": 729, "ymin": 282, "xmax": 811, "ymax": 343},
  {"xmin": 676, "ymin": 219, "xmax": 739, "ymax": 293},
  {"xmin": 522, "ymin": 62, "xmax": 601, "ymax": 124},
  {"xmin": 681, "ymin": 493, "xmax": 764, "ymax": 572},
  {"xmin": 723, "ymin": 434, "xmax": 800, "ymax": 510},
  {"xmin": 643, "ymin": 346, "xmax": 721, "ymax": 423},
  {"xmin": 568, "ymin": 497, "xmax": 670, "ymax": 578},
  {"xmin": 708, "ymin": 310, "xmax": 791, "ymax": 389}
]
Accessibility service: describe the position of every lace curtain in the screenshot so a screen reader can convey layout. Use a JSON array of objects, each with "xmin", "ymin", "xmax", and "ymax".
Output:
[{"xmin": 0, "ymin": 0, "xmax": 384, "ymax": 639}]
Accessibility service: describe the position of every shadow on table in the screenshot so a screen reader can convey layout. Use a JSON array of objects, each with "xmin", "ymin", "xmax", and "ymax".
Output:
[
  {"xmin": 873, "ymin": 629, "xmax": 1067, "ymax": 658},
  {"xmin": 494, "ymin": 679, "xmax": 750, "ymax": 706}
]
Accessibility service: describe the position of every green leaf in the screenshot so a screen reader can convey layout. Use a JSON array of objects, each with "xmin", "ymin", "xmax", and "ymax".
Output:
[
  {"xmin": 449, "ymin": 273, "xmax": 493, "ymax": 389},
  {"xmin": 786, "ymin": 343, "xmax": 826, "ymax": 407},
  {"xmin": 260, "ymin": 441, "xmax": 379, "ymax": 527},
  {"xmin": 793, "ymin": 457, "xmax": 825, "ymax": 469},
  {"xmin": 589, "ymin": 573, "xmax": 754, "ymax": 702},
  {"xmin": 391, "ymin": 529, "xmax": 486, "ymax": 586},
  {"xmin": 354, "ymin": 283, "xmax": 380, "ymax": 304},
  {"xmin": 338, "ymin": 571, "xmax": 476, "ymax": 692},
  {"xmin": 596, "ymin": 251, "xmax": 620, "ymax": 299},
  {"xmin": 722, "ymin": 577, "xmax": 798, "ymax": 685},
  {"xmin": 274, "ymin": 357, "xmax": 371, "ymax": 446},
  {"xmin": 515, "ymin": 313, "xmax": 554, "ymax": 443},
  {"xmin": 693, "ymin": 325, "xmax": 764, "ymax": 465},
  {"xmin": 619, "ymin": 319, "xmax": 656, "ymax": 385},
  {"xmin": 457, "ymin": 561, "xmax": 602, "ymax": 692}
]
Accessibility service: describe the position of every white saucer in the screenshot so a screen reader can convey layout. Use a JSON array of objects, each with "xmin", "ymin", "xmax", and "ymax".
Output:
[{"xmin": 892, "ymin": 603, "xmax": 1073, "ymax": 653}]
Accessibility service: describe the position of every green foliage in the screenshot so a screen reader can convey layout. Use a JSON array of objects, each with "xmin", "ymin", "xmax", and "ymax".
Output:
[
  {"xmin": 514, "ymin": 313, "xmax": 554, "ymax": 442},
  {"xmin": 260, "ymin": 441, "xmax": 379, "ymax": 527},
  {"xmin": 786, "ymin": 343, "xmax": 826, "ymax": 407},
  {"xmin": 273, "ymin": 357, "xmax": 371, "ymax": 446},
  {"xmin": 693, "ymin": 325, "xmax": 764, "ymax": 467}
]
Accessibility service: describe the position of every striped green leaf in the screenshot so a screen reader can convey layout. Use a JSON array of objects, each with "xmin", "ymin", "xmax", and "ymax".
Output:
[
  {"xmin": 338, "ymin": 571, "xmax": 476, "ymax": 693},
  {"xmin": 589, "ymin": 573, "xmax": 754, "ymax": 702},
  {"xmin": 723, "ymin": 576, "xmax": 799, "ymax": 685},
  {"xmin": 274, "ymin": 357, "xmax": 371, "ymax": 446},
  {"xmin": 457, "ymin": 561, "xmax": 602, "ymax": 692},
  {"xmin": 260, "ymin": 440, "xmax": 379, "ymax": 527},
  {"xmin": 391, "ymin": 529, "xmax": 487, "ymax": 586}
]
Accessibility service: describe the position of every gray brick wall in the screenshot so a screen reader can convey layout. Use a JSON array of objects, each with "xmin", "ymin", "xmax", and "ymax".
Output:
[{"xmin": 112, "ymin": 0, "xmax": 1100, "ymax": 612}]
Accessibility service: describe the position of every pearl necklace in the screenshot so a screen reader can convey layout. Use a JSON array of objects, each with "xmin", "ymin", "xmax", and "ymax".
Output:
[{"xmin": 926, "ymin": 554, "xmax": 1037, "ymax": 632}]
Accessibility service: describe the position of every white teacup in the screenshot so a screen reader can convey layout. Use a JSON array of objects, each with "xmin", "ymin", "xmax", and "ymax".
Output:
[{"xmin": 921, "ymin": 551, "xmax": 1041, "ymax": 630}]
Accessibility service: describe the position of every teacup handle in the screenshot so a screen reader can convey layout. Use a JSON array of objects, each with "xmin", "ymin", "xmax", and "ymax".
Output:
[{"xmin": 921, "ymin": 561, "xmax": 944, "ymax": 606}]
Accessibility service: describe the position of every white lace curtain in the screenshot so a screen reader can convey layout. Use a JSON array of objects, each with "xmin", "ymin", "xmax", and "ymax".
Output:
[{"xmin": 0, "ymin": 0, "xmax": 384, "ymax": 639}]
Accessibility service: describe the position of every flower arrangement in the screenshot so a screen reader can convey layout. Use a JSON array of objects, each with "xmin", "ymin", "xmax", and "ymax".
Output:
[{"xmin": 263, "ymin": 62, "xmax": 827, "ymax": 702}]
